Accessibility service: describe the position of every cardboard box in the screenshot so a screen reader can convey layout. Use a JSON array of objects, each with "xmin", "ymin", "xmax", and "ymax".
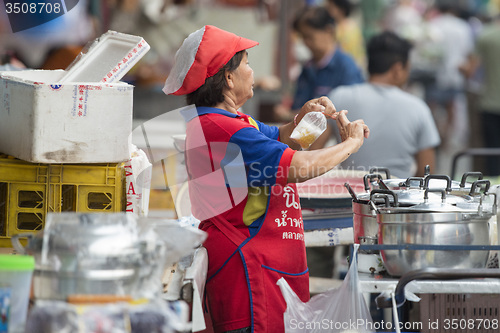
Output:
[{"xmin": 0, "ymin": 69, "xmax": 133, "ymax": 163}]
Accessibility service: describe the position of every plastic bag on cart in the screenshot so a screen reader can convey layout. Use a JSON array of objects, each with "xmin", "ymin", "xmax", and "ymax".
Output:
[{"xmin": 278, "ymin": 244, "xmax": 374, "ymax": 333}]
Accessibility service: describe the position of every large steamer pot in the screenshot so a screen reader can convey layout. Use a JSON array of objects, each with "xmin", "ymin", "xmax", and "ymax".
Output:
[
  {"xmin": 349, "ymin": 173, "xmax": 491, "ymax": 244},
  {"xmin": 12, "ymin": 213, "xmax": 166, "ymax": 300},
  {"xmin": 377, "ymin": 188, "xmax": 495, "ymax": 276}
]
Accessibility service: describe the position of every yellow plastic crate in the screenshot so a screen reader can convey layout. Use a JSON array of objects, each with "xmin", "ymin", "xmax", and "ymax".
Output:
[{"xmin": 0, "ymin": 155, "xmax": 126, "ymax": 247}]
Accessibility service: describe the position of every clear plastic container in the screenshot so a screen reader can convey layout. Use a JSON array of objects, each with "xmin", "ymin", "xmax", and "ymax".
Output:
[
  {"xmin": 290, "ymin": 112, "xmax": 327, "ymax": 149},
  {"xmin": 0, "ymin": 255, "xmax": 34, "ymax": 333}
]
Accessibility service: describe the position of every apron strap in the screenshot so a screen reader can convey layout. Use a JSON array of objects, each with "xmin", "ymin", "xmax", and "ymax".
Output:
[{"xmin": 209, "ymin": 215, "xmax": 248, "ymax": 247}]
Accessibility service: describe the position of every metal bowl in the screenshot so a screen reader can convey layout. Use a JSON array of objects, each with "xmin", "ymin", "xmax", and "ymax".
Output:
[
  {"xmin": 13, "ymin": 213, "xmax": 167, "ymax": 300},
  {"xmin": 378, "ymin": 212, "xmax": 491, "ymax": 276}
]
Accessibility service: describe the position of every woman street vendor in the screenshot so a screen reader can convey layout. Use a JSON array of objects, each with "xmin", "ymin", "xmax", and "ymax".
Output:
[{"xmin": 162, "ymin": 25, "xmax": 369, "ymax": 333}]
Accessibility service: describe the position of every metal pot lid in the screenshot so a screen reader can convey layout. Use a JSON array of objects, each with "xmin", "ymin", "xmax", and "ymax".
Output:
[
  {"xmin": 356, "ymin": 186, "xmax": 469, "ymax": 207},
  {"xmin": 365, "ymin": 169, "xmax": 483, "ymax": 193},
  {"xmin": 382, "ymin": 188, "xmax": 492, "ymax": 214},
  {"xmin": 352, "ymin": 172, "xmax": 489, "ymax": 208},
  {"xmin": 382, "ymin": 175, "xmax": 489, "ymax": 206},
  {"xmin": 367, "ymin": 187, "xmax": 474, "ymax": 208}
]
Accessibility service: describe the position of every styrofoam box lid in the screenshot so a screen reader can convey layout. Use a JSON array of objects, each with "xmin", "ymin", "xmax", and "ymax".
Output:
[
  {"xmin": 59, "ymin": 30, "xmax": 150, "ymax": 84},
  {"xmin": 1, "ymin": 69, "xmax": 131, "ymax": 86},
  {"xmin": 1, "ymin": 69, "xmax": 65, "ymax": 82}
]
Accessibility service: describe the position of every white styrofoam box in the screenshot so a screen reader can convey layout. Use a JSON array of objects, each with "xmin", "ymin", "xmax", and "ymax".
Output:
[
  {"xmin": 60, "ymin": 30, "xmax": 150, "ymax": 84},
  {"xmin": 0, "ymin": 69, "xmax": 133, "ymax": 163}
]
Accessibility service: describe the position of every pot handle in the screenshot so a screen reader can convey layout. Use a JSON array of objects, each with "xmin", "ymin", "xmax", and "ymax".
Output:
[
  {"xmin": 363, "ymin": 173, "xmax": 383, "ymax": 191},
  {"xmin": 11, "ymin": 233, "xmax": 33, "ymax": 254},
  {"xmin": 460, "ymin": 172, "xmax": 483, "ymax": 188},
  {"xmin": 344, "ymin": 182, "xmax": 360, "ymax": 202},
  {"xmin": 424, "ymin": 188, "xmax": 446, "ymax": 203},
  {"xmin": 469, "ymin": 179, "xmax": 490, "ymax": 196},
  {"xmin": 370, "ymin": 189, "xmax": 398, "ymax": 207},
  {"xmin": 404, "ymin": 177, "xmax": 424, "ymax": 188},
  {"xmin": 369, "ymin": 167, "xmax": 390, "ymax": 179},
  {"xmin": 423, "ymin": 174, "xmax": 452, "ymax": 192}
]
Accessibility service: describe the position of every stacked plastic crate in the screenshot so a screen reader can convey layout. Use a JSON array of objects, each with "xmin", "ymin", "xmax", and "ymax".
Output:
[
  {"xmin": 0, "ymin": 155, "xmax": 126, "ymax": 247},
  {"xmin": 0, "ymin": 31, "xmax": 150, "ymax": 248}
]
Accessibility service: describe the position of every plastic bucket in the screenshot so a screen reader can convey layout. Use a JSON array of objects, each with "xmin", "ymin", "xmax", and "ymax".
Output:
[{"xmin": 0, "ymin": 255, "xmax": 34, "ymax": 333}]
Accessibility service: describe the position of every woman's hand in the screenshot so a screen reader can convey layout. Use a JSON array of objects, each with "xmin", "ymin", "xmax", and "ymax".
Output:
[
  {"xmin": 335, "ymin": 110, "xmax": 370, "ymax": 152},
  {"xmin": 297, "ymin": 96, "xmax": 338, "ymax": 124},
  {"xmin": 288, "ymin": 108, "xmax": 370, "ymax": 183}
]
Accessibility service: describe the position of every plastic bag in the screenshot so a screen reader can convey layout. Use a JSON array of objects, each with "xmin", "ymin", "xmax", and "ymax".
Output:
[
  {"xmin": 278, "ymin": 244, "xmax": 374, "ymax": 333},
  {"xmin": 125, "ymin": 144, "xmax": 152, "ymax": 216},
  {"xmin": 290, "ymin": 112, "xmax": 327, "ymax": 149}
]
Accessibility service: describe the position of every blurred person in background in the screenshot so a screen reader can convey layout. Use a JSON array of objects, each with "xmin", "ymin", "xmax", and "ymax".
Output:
[
  {"xmin": 163, "ymin": 25, "xmax": 369, "ymax": 333},
  {"xmin": 282, "ymin": 6, "xmax": 364, "ymax": 149},
  {"xmin": 0, "ymin": 50, "xmax": 25, "ymax": 71},
  {"xmin": 290, "ymin": 6, "xmax": 364, "ymax": 112},
  {"xmin": 383, "ymin": 0, "xmax": 424, "ymax": 36},
  {"xmin": 329, "ymin": 31, "xmax": 441, "ymax": 178},
  {"xmin": 475, "ymin": 13, "xmax": 500, "ymax": 176},
  {"xmin": 325, "ymin": 0, "xmax": 367, "ymax": 70},
  {"xmin": 424, "ymin": 1, "xmax": 476, "ymax": 149}
]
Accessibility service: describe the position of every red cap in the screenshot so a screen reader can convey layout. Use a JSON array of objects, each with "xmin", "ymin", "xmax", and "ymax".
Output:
[{"xmin": 163, "ymin": 25, "xmax": 259, "ymax": 96}]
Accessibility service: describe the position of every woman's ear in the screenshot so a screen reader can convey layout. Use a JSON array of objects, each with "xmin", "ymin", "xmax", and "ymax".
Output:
[{"xmin": 225, "ymin": 71, "xmax": 234, "ymax": 89}]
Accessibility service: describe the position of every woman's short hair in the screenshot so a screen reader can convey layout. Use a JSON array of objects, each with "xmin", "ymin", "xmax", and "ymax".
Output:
[{"xmin": 186, "ymin": 50, "xmax": 245, "ymax": 107}]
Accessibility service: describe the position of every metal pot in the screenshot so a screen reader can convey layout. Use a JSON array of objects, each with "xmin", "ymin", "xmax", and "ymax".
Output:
[
  {"xmin": 349, "ymin": 175, "xmax": 449, "ymax": 244},
  {"xmin": 376, "ymin": 189, "xmax": 495, "ymax": 277},
  {"xmin": 345, "ymin": 182, "xmax": 386, "ymax": 244},
  {"xmin": 347, "ymin": 173, "xmax": 492, "ymax": 244},
  {"xmin": 12, "ymin": 213, "xmax": 166, "ymax": 300}
]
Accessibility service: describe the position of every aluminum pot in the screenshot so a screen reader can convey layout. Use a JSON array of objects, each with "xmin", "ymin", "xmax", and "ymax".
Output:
[
  {"xmin": 345, "ymin": 173, "xmax": 489, "ymax": 237},
  {"xmin": 348, "ymin": 173, "xmax": 491, "ymax": 244},
  {"xmin": 349, "ymin": 175, "xmax": 449, "ymax": 244},
  {"xmin": 348, "ymin": 172, "xmax": 417, "ymax": 244},
  {"xmin": 346, "ymin": 179, "xmax": 391, "ymax": 244},
  {"xmin": 351, "ymin": 189, "xmax": 400, "ymax": 243},
  {"xmin": 12, "ymin": 213, "xmax": 166, "ymax": 300},
  {"xmin": 376, "ymin": 189, "xmax": 495, "ymax": 277}
]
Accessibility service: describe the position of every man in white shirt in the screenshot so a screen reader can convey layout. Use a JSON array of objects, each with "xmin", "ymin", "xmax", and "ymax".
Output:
[{"xmin": 329, "ymin": 31, "xmax": 440, "ymax": 178}]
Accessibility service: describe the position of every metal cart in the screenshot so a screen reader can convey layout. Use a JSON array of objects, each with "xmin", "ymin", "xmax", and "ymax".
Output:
[{"xmin": 369, "ymin": 267, "xmax": 500, "ymax": 333}]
